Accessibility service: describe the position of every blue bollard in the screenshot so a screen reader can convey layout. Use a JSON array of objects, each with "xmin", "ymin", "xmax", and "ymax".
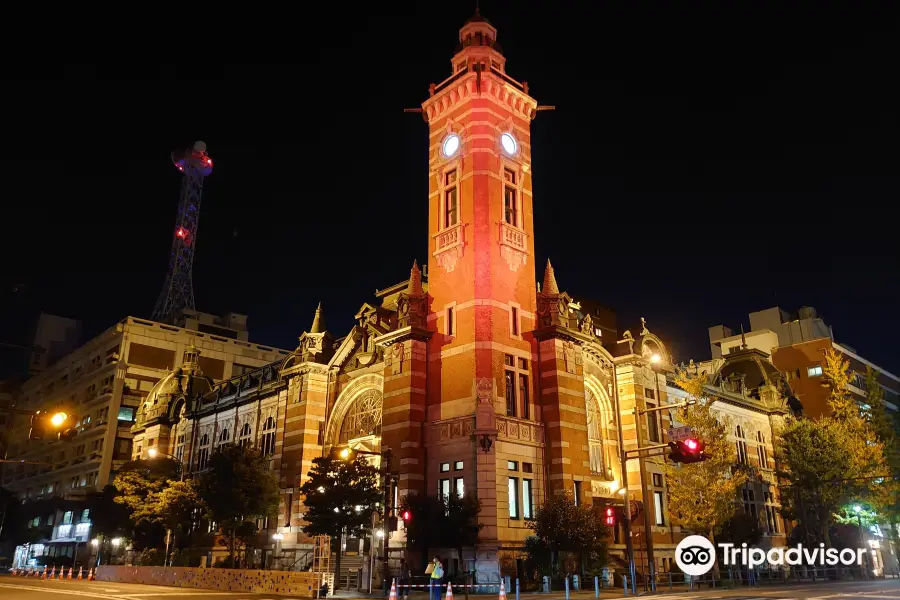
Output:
[
  {"xmin": 594, "ymin": 575, "xmax": 599, "ymax": 598},
  {"xmin": 515, "ymin": 578, "xmax": 520, "ymax": 600},
  {"xmin": 565, "ymin": 575, "xmax": 570, "ymax": 600},
  {"xmin": 623, "ymin": 575, "xmax": 628, "ymax": 595}
]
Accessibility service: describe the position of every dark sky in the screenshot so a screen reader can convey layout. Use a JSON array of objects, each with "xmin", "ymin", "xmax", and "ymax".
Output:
[{"xmin": 1, "ymin": 2, "xmax": 898, "ymax": 377}]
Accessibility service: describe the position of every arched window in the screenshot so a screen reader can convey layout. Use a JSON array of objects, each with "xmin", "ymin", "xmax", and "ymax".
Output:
[
  {"xmin": 735, "ymin": 425, "xmax": 748, "ymax": 465},
  {"xmin": 239, "ymin": 422, "xmax": 253, "ymax": 447},
  {"xmin": 585, "ymin": 390, "xmax": 606, "ymax": 476},
  {"xmin": 339, "ymin": 391, "xmax": 383, "ymax": 443},
  {"xmin": 219, "ymin": 427, "xmax": 231, "ymax": 445},
  {"xmin": 260, "ymin": 416, "xmax": 276, "ymax": 457},
  {"xmin": 196, "ymin": 433, "xmax": 211, "ymax": 471}
]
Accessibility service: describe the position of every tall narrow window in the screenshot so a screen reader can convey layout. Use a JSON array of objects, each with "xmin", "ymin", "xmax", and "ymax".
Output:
[
  {"xmin": 646, "ymin": 401, "xmax": 661, "ymax": 443},
  {"xmin": 444, "ymin": 170, "xmax": 458, "ymax": 228},
  {"xmin": 455, "ymin": 477, "xmax": 465, "ymax": 498},
  {"xmin": 447, "ymin": 306, "xmax": 455, "ymax": 336},
  {"xmin": 735, "ymin": 425, "xmax": 748, "ymax": 465},
  {"xmin": 522, "ymin": 479, "xmax": 533, "ymax": 519},
  {"xmin": 196, "ymin": 434, "xmax": 210, "ymax": 471},
  {"xmin": 653, "ymin": 491, "xmax": 665, "ymax": 526},
  {"xmin": 756, "ymin": 431, "xmax": 769, "ymax": 469},
  {"xmin": 573, "ymin": 481, "xmax": 582, "ymax": 506},
  {"xmin": 511, "ymin": 306, "xmax": 519, "ymax": 336},
  {"xmin": 519, "ymin": 374, "xmax": 529, "ymax": 420},
  {"xmin": 505, "ymin": 370, "xmax": 516, "ymax": 417},
  {"xmin": 503, "ymin": 168, "xmax": 517, "ymax": 226},
  {"xmin": 261, "ymin": 416, "xmax": 277, "ymax": 457},
  {"xmin": 440, "ymin": 478, "xmax": 451, "ymax": 503},
  {"xmin": 508, "ymin": 477, "xmax": 519, "ymax": 519}
]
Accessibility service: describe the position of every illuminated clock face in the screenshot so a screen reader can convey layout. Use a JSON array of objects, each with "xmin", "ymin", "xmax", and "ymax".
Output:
[
  {"xmin": 442, "ymin": 133, "xmax": 460, "ymax": 158},
  {"xmin": 500, "ymin": 132, "xmax": 517, "ymax": 155}
]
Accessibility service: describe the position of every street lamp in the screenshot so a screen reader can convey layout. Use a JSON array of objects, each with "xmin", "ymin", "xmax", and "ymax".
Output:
[{"xmin": 50, "ymin": 412, "xmax": 68, "ymax": 427}]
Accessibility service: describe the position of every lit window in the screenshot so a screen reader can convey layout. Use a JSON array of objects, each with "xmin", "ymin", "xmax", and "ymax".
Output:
[
  {"xmin": 808, "ymin": 365, "xmax": 823, "ymax": 377},
  {"xmin": 508, "ymin": 477, "xmax": 519, "ymax": 519},
  {"xmin": 653, "ymin": 491, "xmax": 665, "ymax": 526},
  {"xmin": 522, "ymin": 479, "xmax": 533, "ymax": 519},
  {"xmin": 440, "ymin": 478, "xmax": 451, "ymax": 502},
  {"xmin": 442, "ymin": 133, "xmax": 460, "ymax": 158},
  {"xmin": 500, "ymin": 133, "xmax": 517, "ymax": 155},
  {"xmin": 454, "ymin": 461, "xmax": 464, "ymax": 471},
  {"xmin": 574, "ymin": 481, "xmax": 582, "ymax": 506},
  {"xmin": 508, "ymin": 461, "xmax": 518, "ymax": 471},
  {"xmin": 440, "ymin": 462, "xmax": 450, "ymax": 472},
  {"xmin": 455, "ymin": 477, "xmax": 465, "ymax": 498}
]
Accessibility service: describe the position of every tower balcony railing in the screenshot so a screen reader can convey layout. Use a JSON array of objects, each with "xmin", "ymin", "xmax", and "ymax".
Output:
[{"xmin": 498, "ymin": 221, "xmax": 527, "ymax": 253}]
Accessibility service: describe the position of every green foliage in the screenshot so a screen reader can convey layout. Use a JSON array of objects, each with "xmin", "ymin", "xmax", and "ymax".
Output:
[
  {"xmin": 197, "ymin": 444, "xmax": 279, "ymax": 530},
  {"xmin": 113, "ymin": 458, "xmax": 201, "ymax": 542},
  {"xmin": 776, "ymin": 354, "xmax": 890, "ymax": 547},
  {"xmin": 398, "ymin": 493, "xmax": 448, "ymax": 565},
  {"xmin": 665, "ymin": 366, "xmax": 747, "ymax": 538},
  {"xmin": 527, "ymin": 492, "xmax": 608, "ymax": 556},
  {"xmin": 717, "ymin": 510, "xmax": 762, "ymax": 547},
  {"xmin": 398, "ymin": 492, "xmax": 482, "ymax": 567},
  {"xmin": 300, "ymin": 455, "xmax": 382, "ymax": 539},
  {"xmin": 86, "ymin": 485, "xmax": 132, "ymax": 539}
]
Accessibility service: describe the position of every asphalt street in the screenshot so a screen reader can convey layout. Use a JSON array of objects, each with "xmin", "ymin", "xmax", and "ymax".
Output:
[{"xmin": 3, "ymin": 576, "xmax": 900, "ymax": 600}]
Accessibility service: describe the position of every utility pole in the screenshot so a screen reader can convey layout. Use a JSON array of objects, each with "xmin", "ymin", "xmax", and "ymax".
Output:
[{"xmin": 611, "ymin": 365, "xmax": 637, "ymax": 594}]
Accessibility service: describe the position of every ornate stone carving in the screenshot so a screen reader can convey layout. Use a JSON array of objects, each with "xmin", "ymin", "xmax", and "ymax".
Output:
[
  {"xmin": 433, "ymin": 223, "xmax": 465, "ymax": 273},
  {"xmin": 498, "ymin": 222, "xmax": 528, "ymax": 272}
]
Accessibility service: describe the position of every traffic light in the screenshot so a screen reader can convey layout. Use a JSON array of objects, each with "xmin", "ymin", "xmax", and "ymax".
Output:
[
  {"xmin": 28, "ymin": 411, "xmax": 78, "ymax": 442},
  {"xmin": 604, "ymin": 506, "xmax": 615, "ymax": 526},
  {"xmin": 401, "ymin": 509, "xmax": 412, "ymax": 523},
  {"xmin": 668, "ymin": 438, "xmax": 707, "ymax": 464}
]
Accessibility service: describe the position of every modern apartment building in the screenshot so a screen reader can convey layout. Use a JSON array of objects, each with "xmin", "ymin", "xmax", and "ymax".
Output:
[
  {"xmin": 2, "ymin": 312, "xmax": 290, "ymax": 568},
  {"xmin": 709, "ymin": 306, "xmax": 900, "ymax": 419}
]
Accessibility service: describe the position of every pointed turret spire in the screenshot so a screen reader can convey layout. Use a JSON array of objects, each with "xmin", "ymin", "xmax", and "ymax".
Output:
[
  {"xmin": 310, "ymin": 302, "xmax": 325, "ymax": 334},
  {"xmin": 542, "ymin": 259, "xmax": 559, "ymax": 295},
  {"xmin": 407, "ymin": 260, "xmax": 424, "ymax": 296}
]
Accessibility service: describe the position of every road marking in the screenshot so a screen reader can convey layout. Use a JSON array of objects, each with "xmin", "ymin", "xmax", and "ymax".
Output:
[
  {"xmin": 117, "ymin": 595, "xmax": 246, "ymax": 597},
  {"xmin": 0, "ymin": 583, "xmax": 130, "ymax": 600}
]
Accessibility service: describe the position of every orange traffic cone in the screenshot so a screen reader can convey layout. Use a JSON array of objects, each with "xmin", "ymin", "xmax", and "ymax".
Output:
[
  {"xmin": 88, "ymin": 568, "xmax": 95, "ymax": 581},
  {"xmin": 445, "ymin": 582, "xmax": 454, "ymax": 600},
  {"xmin": 389, "ymin": 578, "xmax": 398, "ymax": 600},
  {"xmin": 67, "ymin": 566, "xmax": 73, "ymax": 580},
  {"xmin": 58, "ymin": 567, "xmax": 64, "ymax": 580},
  {"xmin": 77, "ymin": 567, "xmax": 83, "ymax": 580},
  {"xmin": 499, "ymin": 580, "xmax": 507, "ymax": 600},
  {"xmin": 50, "ymin": 566, "xmax": 56, "ymax": 579}
]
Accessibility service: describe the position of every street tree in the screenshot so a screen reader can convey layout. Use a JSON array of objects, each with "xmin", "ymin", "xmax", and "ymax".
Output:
[
  {"xmin": 665, "ymin": 365, "xmax": 746, "ymax": 577},
  {"xmin": 196, "ymin": 444, "xmax": 279, "ymax": 566},
  {"xmin": 526, "ymin": 492, "xmax": 608, "ymax": 576},
  {"xmin": 863, "ymin": 365, "xmax": 900, "ymax": 557},
  {"xmin": 114, "ymin": 458, "xmax": 201, "ymax": 550},
  {"xmin": 399, "ymin": 492, "xmax": 482, "ymax": 572},
  {"xmin": 300, "ymin": 454, "xmax": 381, "ymax": 586},
  {"xmin": 86, "ymin": 485, "xmax": 133, "ymax": 540}
]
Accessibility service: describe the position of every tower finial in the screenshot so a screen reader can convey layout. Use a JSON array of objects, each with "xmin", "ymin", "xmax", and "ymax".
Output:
[
  {"xmin": 407, "ymin": 260, "xmax": 424, "ymax": 296},
  {"xmin": 740, "ymin": 323, "xmax": 748, "ymax": 349},
  {"xmin": 310, "ymin": 302, "xmax": 325, "ymax": 334},
  {"xmin": 542, "ymin": 259, "xmax": 559, "ymax": 295}
]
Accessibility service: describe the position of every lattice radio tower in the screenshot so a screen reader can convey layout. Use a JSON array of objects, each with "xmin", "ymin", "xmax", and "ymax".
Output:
[{"xmin": 152, "ymin": 141, "xmax": 214, "ymax": 324}]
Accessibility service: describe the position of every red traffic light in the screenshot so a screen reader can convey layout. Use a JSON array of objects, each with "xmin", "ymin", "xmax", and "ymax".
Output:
[
  {"xmin": 684, "ymin": 438, "xmax": 699, "ymax": 451},
  {"xmin": 668, "ymin": 438, "xmax": 707, "ymax": 464},
  {"xmin": 401, "ymin": 510, "xmax": 411, "ymax": 522}
]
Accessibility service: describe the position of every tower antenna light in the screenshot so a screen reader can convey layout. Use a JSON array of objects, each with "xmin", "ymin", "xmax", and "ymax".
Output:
[{"xmin": 152, "ymin": 141, "xmax": 213, "ymax": 324}]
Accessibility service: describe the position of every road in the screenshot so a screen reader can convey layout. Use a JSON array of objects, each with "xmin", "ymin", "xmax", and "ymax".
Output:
[
  {"xmin": 0, "ymin": 576, "xmax": 308, "ymax": 600},
  {"xmin": 3, "ymin": 576, "xmax": 900, "ymax": 600}
]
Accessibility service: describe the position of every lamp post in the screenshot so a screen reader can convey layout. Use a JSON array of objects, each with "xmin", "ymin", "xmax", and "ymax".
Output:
[
  {"xmin": 336, "ymin": 445, "xmax": 394, "ymax": 595},
  {"xmin": 273, "ymin": 533, "xmax": 284, "ymax": 570},
  {"xmin": 611, "ymin": 364, "xmax": 637, "ymax": 594},
  {"xmin": 854, "ymin": 505, "xmax": 871, "ymax": 580}
]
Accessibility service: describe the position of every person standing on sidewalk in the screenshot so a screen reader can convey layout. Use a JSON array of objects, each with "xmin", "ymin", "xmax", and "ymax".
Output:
[
  {"xmin": 747, "ymin": 566, "xmax": 757, "ymax": 586},
  {"xmin": 428, "ymin": 557, "xmax": 444, "ymax": 600},
  {"xmin": 399, "ymin": 558, "xmax": 411, "ymax": 600}
]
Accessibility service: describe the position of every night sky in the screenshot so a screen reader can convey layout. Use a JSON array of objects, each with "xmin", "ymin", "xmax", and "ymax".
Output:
[{"xmin": 1, "ymin": 2, "xmax": 898, "ymax": 378}]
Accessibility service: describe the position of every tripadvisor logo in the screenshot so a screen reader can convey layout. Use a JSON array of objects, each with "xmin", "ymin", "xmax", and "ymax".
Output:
[{"xmin": 675, "ymin": 535, "xmax": 867, "ymax": 576}]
